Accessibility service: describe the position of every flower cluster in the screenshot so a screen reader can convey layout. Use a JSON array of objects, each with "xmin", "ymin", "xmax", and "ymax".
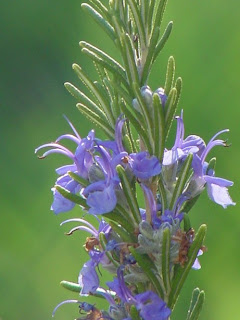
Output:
[
  {"xmin": 37, "ymin": 1, "xmax": 235, "ymax": 319},
  {"xmin": 36, "ymin": 105, "xmax": 234, "ymax": 320}
]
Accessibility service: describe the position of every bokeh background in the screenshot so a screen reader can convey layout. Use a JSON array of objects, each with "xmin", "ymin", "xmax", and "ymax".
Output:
[{"xmin": 1, "ymin": 0, "xmax": 239, "ymax": 319}]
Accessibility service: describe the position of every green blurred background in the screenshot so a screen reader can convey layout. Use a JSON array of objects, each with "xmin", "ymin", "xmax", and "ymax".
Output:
[{"xmin": 1, "ymin": 0, "xmax": 239, "ymax": 319}]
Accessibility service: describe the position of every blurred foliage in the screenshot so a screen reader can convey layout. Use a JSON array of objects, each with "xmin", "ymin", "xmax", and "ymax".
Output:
[{"xmin": 0, "ymin": 0, "xmax": 239, "ymax": 319}]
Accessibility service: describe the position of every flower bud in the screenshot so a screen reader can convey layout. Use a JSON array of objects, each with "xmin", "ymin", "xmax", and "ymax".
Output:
[{"xmin": 154, "ymin": 87, "xmax": 167, "ymax": 107}]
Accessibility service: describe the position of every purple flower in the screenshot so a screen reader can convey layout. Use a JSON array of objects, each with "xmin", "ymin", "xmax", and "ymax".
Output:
[
  {"xmin": 192, "ymin": 249, "xmax": 203, "ymax": 270},
  {"xmin": 140, "ymin": 184, "xmax": 183, "ymax": 229},
  {"xmin": 51, "ymin": 177, "xmax": 80, "ymax": 213},
  {"xmin": 107, "ymin": 267, "xmax": 134, "ymax": 304},
  {"xmin": 154, "ymin": 87, "xmax": 167, "ymax": 107},
  {"xmin": 107, "ymin": 267, "xmax": 171, "ymax": 320},
  {"xmin": 83, "ymin": 146, "xmax": 121, "ymax": 214},
  {"xmin": 78, "ymin": 256, "xmax": 100, "ymax": 295},
  {"xmin": 163, "ymin": 111, "xmax": 202, "ymax": 166},
  {"xmin": 135, "ymin": 291, "xmax": 171, "ymax": 320},
  {"xmin": 128, "ymin": 152, "xmax": 161, "ymax": 180},
  {"xmin": 60, "ymin": 217, "xmax": 112, "ymax": 295},
  {"xmin": 35, "ymin": 117, "xmax": 95, "ymax": 214},
  {"xmin": 132, "ymin": 86, "xmax": 167, "ymax": 113},
  {"xmin": 82, "ymin": 116, "xmax": 161, "ymax": 214},
  {"xmin": 190, "ymin": 129, "xmax": 235, "ymax": 208},
  {"xmin": 52, "ymin": 299, "xmax": 91, "ymax": 317},
  {"xmin": 113, "ymin": 116, "xmax": 162, "ymax": 180}
]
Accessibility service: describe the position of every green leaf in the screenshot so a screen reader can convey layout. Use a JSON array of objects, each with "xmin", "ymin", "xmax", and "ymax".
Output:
[
  {"xmin": 103, "ymin": 206, "xmax": 135, "ymax": 234},
  {"xmin": 187, "ymin": 288, "xmax": 201, "ymax": 318},
  {"xmin": 94, "ymin": 80, "xmax": 111, "ymax": 105},
  {"xmin": 116, "ymin": 165, "xmax": 141, "ymax": 225},
  {"xmin": 187, "ymin": 290, "xmax": 205, "ymax": 320},
  {"xmin": 129, "ymin": 246, "xmax": 165, "ymax": 298},
  {"xmin": 126, "ymin": 0, "xmax": 146, "ymax": 48},
  {"xmin": 80, "ymin": 41, "xmax": 129, "ymax": 89},
  {"xmin": 140, "ymin": 0, "xmax": 148, "ymax": 27},
  {"xmin": 64, "ymin": 82, "xmax": 107, "ymax": 121},
  {"xmin": 153, "ymin": 92, "xmax": 165, "ymax": 160},
  {"xmin": 141, "ymin": 27, "xmax": 160, "ymax": 84},
  {"xmin": 206, "ymin": 157, "xmax": 216, "ymax": 174},
  {"xmin": 88, "ymin": 0, "xmax": 112, "ymax": 23},
  {"xmin": 164, "ymin": 56, "xmax": 175, "ymax": 96},
  {"xmin": 147, "ymin": 0, "xmax": 155, "ymax": 36},
  {"xmin": 124, "ymin": 119, "xmax": 137, "ymax": 153},
  {"xmin": 169, "ymin": 153, "xmax": 193, "ymax": 210},
  {"xmin": 67, "ymin": 171, "xmax": 89, "ymax": 188},
  {"xmin": 108, "ymin": 220, "xmax": 137, "ymax": 243},
  {"xmin": 187, "ymin": 288, "xmax": 205, "ymax": 320},
  {"xmin": 108, "ymin": 81, "xmax": 121, "ymax": 120},
  {"xmin": 164, "ymin": 87, "xmax": 177, "ymax": 140},
  {"xmin": 183, "ymin": 213, "xmax": 191, "ymax": 232},
  {"xmin": 174, "ymin": 77, "xmax": 183, "ymax": 112},
  {"xmin": 60, "ymin": 280, "xmax": 115, "ymax": 299},
  {"xmin": 76, "ymin": 103, "xmax": 115, "ymax": 139},
  {"xmin": 81, "ymin": 46, "xmax": 125, "ymax": 84},
  {"xmin": 162, "ymin": 227, "xmax": 171, "ymax": 295},
  {"xmin": 55, "ymin": 185, "xmax": 88, "ymax": 208},
  {"xmin": 81, "ymin": 3, "xmax": 116, "ymax": 41},
  {"xmin": 120, "ymin": 101, "xmax": 153, "ymax": 154},
  {"xmin": 180, "ymin": 194, "xmax": 201, "ymax": 214},
  {"xmin": 110, "ymin": 15, "xmax": 135, "ymax": 98},
  {"xmin": 121, "ymin": 33, "xmax": 140, "ymax": 86},
  {"xmin": 73, "ymin": 63, "xmax": 115, "ymax": 126},
  {"xmin": 168, "ymin": 224, "xmax": 207, "ymax": 309},
  {"xmin": 111, "ymin": 14, "xmax": 125, "ymax": 42},
  {"xmin": 152, "ymin": 0, "xmax": 168, "ymax": 33},
  {"xmin": 158, "ymin": 177, "xmax": 168, "ymax": 214},
  {"xmin": 153, "ymin": 21, "xmax": 173, "ymax": 61},
  {"xmin": 110, "ymin": 80, "xmax": 134, "ymax": 106},
  {"xmin": 130, "ymin": 305, "xmax": 141, "ymax": 320},
  {"xmin": 133, "ymin": 82, "xmax": 154, "ymax": 149},
  {"xmin": 123, "ymin": 132, "xmax": 134, "ymax": 154},
  {"xmin": 60, "ymin": 280, "xmax": 81, "ymax": 293}
]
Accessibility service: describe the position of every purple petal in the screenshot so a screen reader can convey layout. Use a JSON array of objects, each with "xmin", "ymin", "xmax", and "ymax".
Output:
[
  {"xmin": 115, "ymin": 116, "xmax": 126, "ymax": 153},
  {"xmin": 200, "ymin": 129, "xmax": 229, "ymax": 163},
  {"xmin": 163, "ymin": 148, "xmax": 184, "ymax": 166},
  {"xmin": 130, "ymin": 152, "xmax": 161, "ymax": 179},
  {"xmin": 106, "ymin": 268, "xmax": 133, "ymax": 303},
  {"xmin": 60, "ymin": 218, "xmax": 98, "ymax": 235},
  {"xmin": 55, "ymin": 134, "xmax": 80, "ymax": 144},
  {"xmin": 140, "ymin": 184, "xmax": 157, "ymax": 222},
  {"xmin": 63, "ymin": 114, "xmax": 81, "ymax": 140},
  {"xmin": 204, "ymin": 175, "xmax": 233, "ymax": 187},
  {"xmin": 135, "ymin": 291, "xmax": 171, "ymax": 320},
  {"xmin": 192, "ymin": 249, "xmax": 204, "ymax": 270},
  {"xmin": 55, "ymin": 164, "xmax": 77, "ymax": 175},
  {"xmin": 51, "ymin": 179, "xmax": 80, "ymax": 214},
  {"xmin": 51, "ymin": 188, "xmax": 76, "ymax": 214},
  {"xmin": 78, "ymin": 259, "xmax": 99, "ymax": 295},
  {"xmin": 154, "ymin": 87, "xmax": 167, "ymax": 107},
  {"xmin": 192, "ymin": 258, "xmax": 201, "ymax": 270},
  {"xmin": 85, "ymin": 183, "xmax": 117, "ymax": 215},
  {"xmin": 183, "ymin": 135, "xmax": 206, "ymax": 156},
  {"xmin": 206, "ymin": 182, "xmax": 236, "ymax": 208}
]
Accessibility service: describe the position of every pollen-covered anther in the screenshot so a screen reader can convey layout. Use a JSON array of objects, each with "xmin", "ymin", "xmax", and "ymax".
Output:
[
  {"xmin": 37, "ymin": 155, "xmax": 46, "ymax": 159},
  {"xmin": 224, "ymin": 140, "xmax": 231, "ymax": 147},
  {"xmin": 172, "ymin": 228, "xmax": 195, "ymax": 267},
  {"xmin": 121, "ymin": 155, "xmax": 129, "ymax": 164},
  {"xmin": 84, "ymin": 237, "xmax": 99, "ymax": 252}
]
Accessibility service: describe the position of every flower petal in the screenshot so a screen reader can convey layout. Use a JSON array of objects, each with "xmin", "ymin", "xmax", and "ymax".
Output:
[{"xmin": 206, "ymin": 183, "xmax": 236, "ymax": 208}]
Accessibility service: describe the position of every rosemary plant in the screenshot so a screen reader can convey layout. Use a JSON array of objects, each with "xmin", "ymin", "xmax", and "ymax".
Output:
[{"xmin": 36, "ymin": 0, "xmax": 235, "ymax": 319}]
